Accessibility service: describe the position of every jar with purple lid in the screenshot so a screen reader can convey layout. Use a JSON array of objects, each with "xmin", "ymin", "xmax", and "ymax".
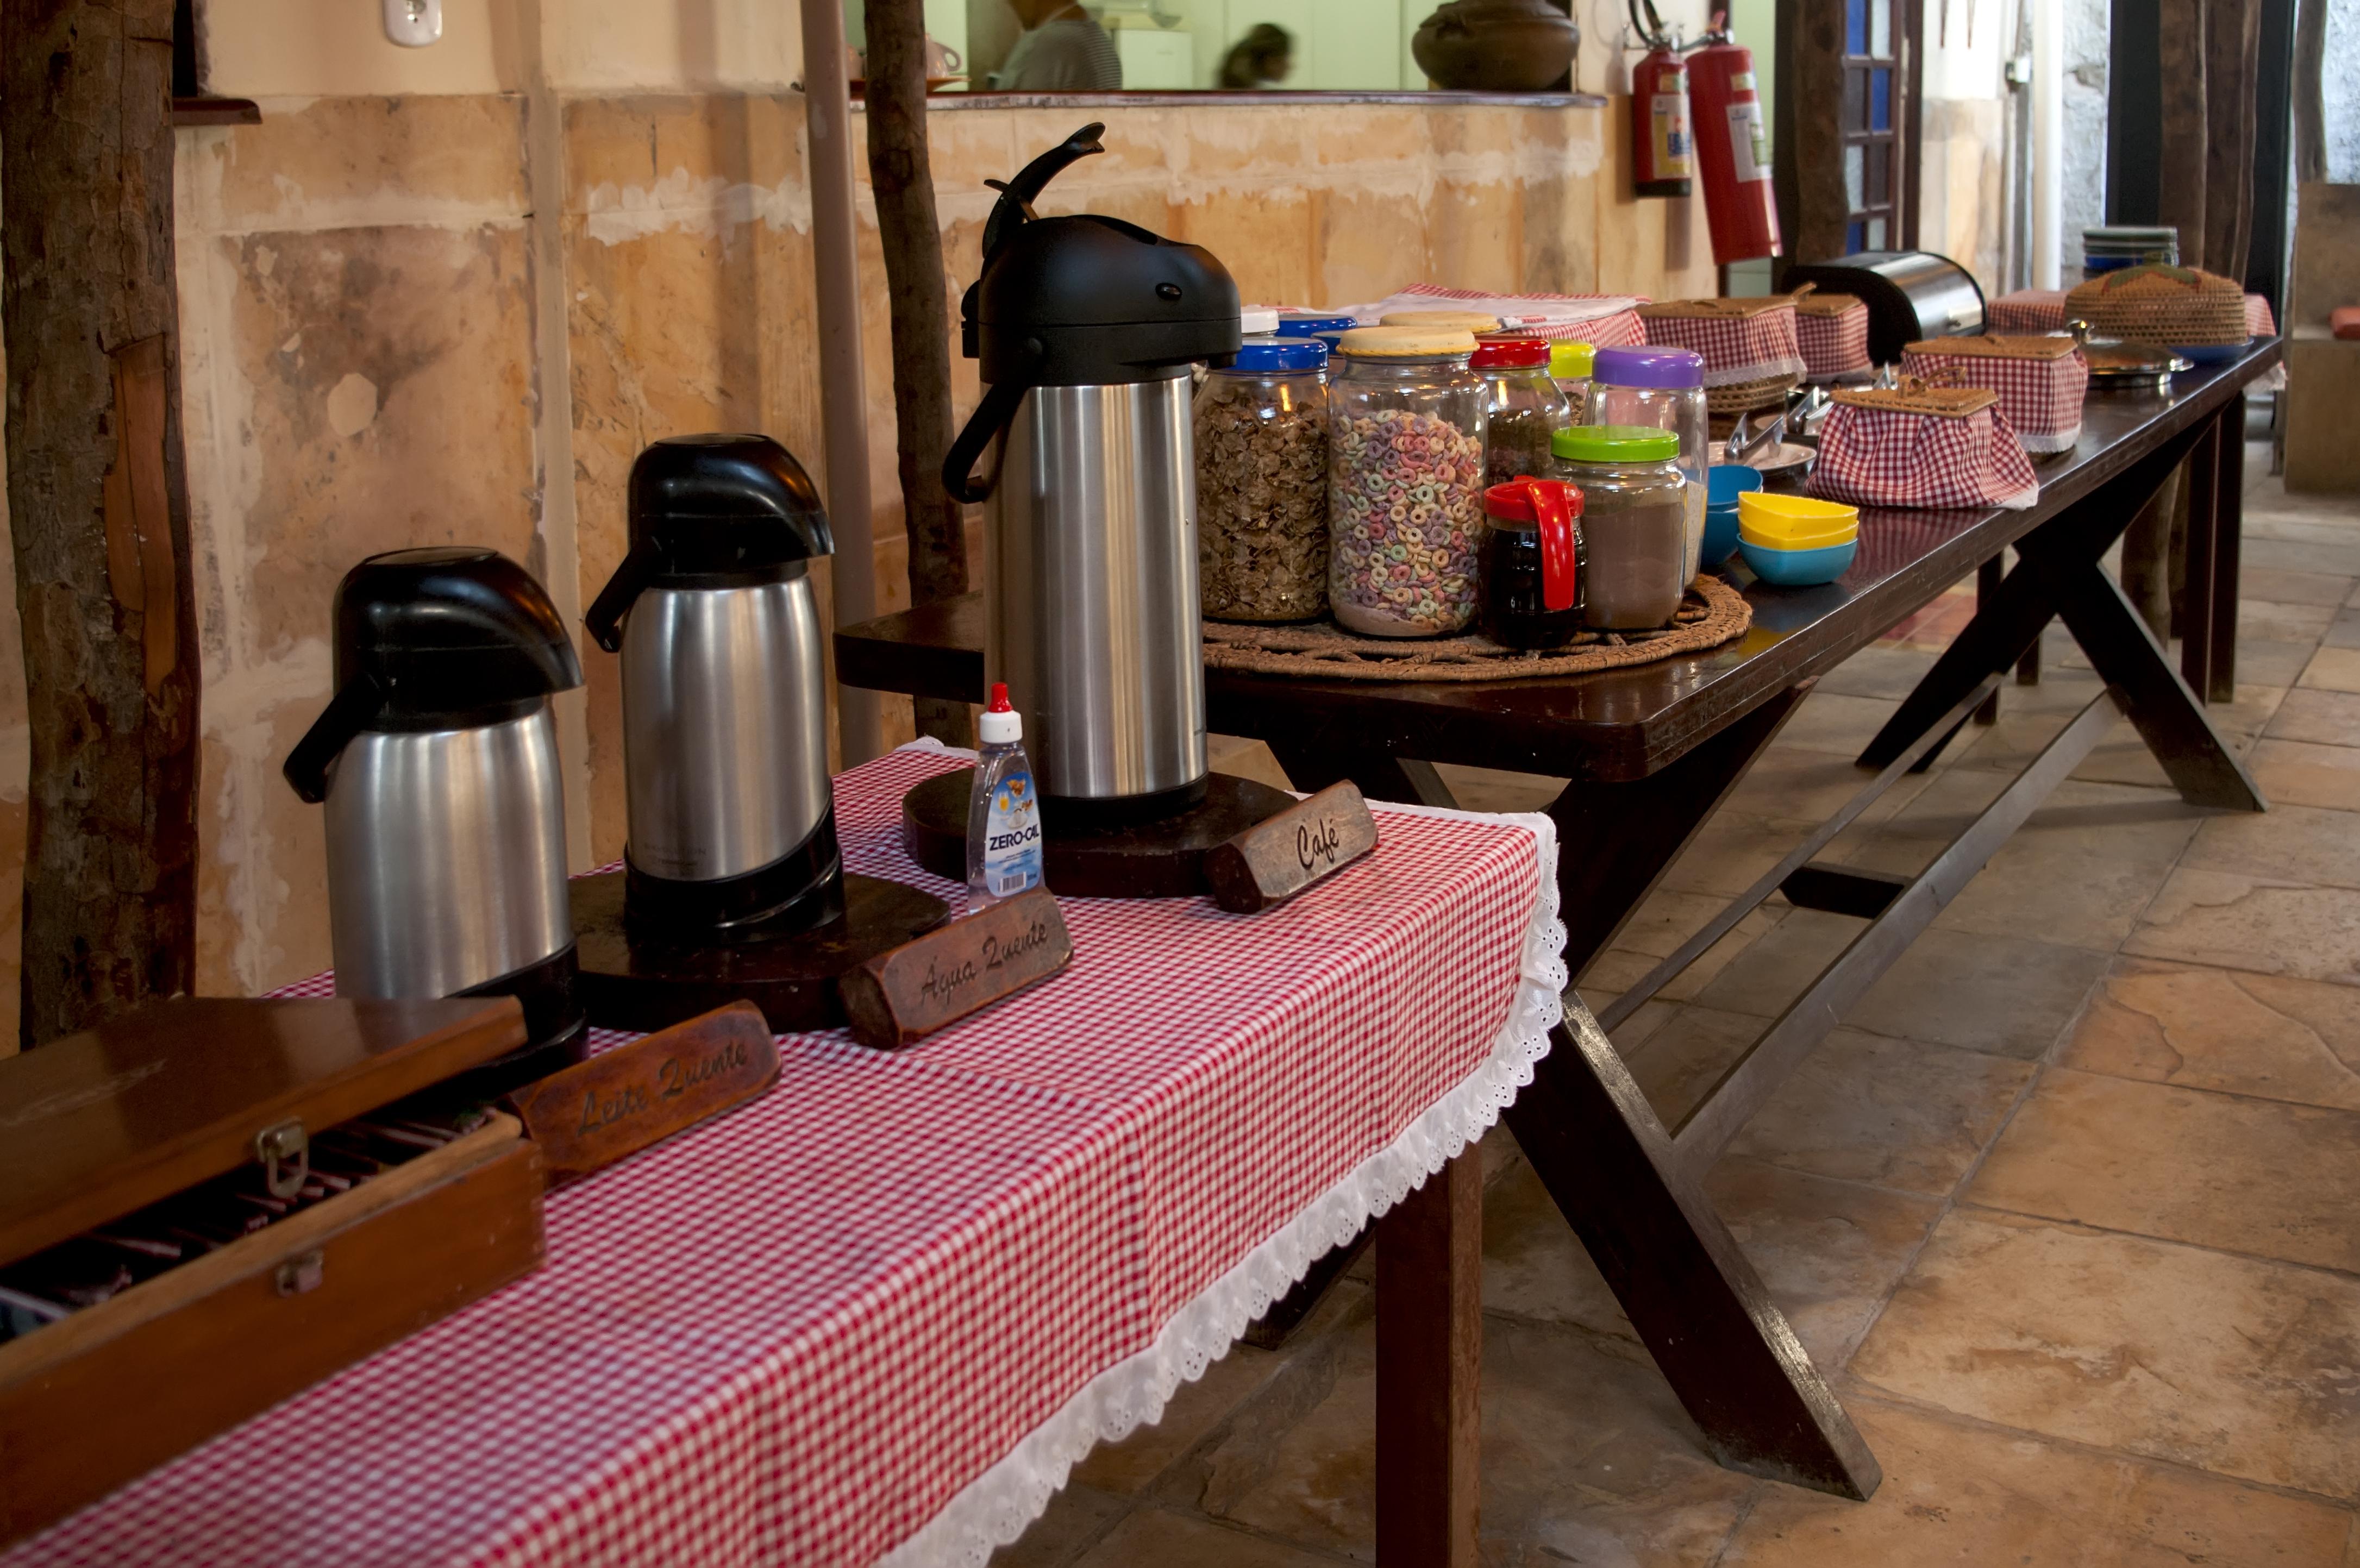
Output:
[{"xmin": 1586, "ymin": 345, "xmax": 1708, "ymax": 580}]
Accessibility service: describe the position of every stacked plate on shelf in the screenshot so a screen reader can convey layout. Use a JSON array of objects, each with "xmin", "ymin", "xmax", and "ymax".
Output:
[{"xmin": 2082, "ymin": 225, "xmax": 2180, "ymax": 277}]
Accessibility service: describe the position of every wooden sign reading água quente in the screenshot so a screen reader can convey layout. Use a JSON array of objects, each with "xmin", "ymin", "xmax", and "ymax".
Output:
[
  {"xmin": 838, "ymin": 886, "xmax": 1074, "ymax": 1050},
  {"xmin": 508, "ymin": 1001, "xmax": 780, "ymax": 1178},
  {"xmin": 1203, "ymin": 781, "xmax": 1379, "ymax": 913}
]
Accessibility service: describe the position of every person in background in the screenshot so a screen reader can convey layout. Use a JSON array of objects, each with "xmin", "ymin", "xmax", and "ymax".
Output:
[
  {"xmin": 1218, "ymin": 23, "xmax": 1293, "ymax": 89},
  {"xmin": 987, "ymin": 0, "xmax": 1123, "ymax": 90}
]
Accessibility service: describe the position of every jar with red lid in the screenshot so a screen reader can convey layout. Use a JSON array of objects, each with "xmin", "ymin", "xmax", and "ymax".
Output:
[
  {"xmin": 1472, "ymin": 336, "xmax": 1573, "ymax": 491},
  {"xmin": 1481, "ymin": 478, "xmax": 1586, "ymax": 649}
]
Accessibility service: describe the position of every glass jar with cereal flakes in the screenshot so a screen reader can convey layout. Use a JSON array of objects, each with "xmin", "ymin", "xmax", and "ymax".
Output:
[
  {"xmin": 1326, "ymin": 326, "xmax": 1487, "ymax": 638},
  {"xmin": 1194, "ymin": 337, "xmax": 1332, "ymax": 623}
]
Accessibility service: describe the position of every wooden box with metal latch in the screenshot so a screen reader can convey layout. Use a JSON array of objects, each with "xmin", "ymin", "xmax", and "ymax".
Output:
[{"xmin": 0, "ymin": 996, "xmax": 547, "ymax": 1548}]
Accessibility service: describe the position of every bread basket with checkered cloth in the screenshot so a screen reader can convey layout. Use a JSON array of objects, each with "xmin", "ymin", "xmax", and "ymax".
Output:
[
  {"xmin": 2063, "ymin": 264, "xmax": 2250, "ymax": 347},
  {"xmin": 1794, "ymin": 291, "xmax": 1874, "ymax": 382},
  {"xmin": 1897, "ymin": 335, "xmax": 2089, "ymax": 455},
  {"xmin": 1806, "ymin": 381, "xmax": 2040, "ymax": 511},
  {"xmin": 1637, "ymin": 296, "xmax": 1808, "ymax": 415}
]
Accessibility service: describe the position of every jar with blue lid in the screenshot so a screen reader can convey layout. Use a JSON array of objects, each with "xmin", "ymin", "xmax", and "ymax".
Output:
[
  {"xmin": 1274, "ymin": 310, "xmax": 1359, "ymax": 355},
  {"xmin": 1194, "ymin": 336, "xmax": 1332, "ymax": 623}
]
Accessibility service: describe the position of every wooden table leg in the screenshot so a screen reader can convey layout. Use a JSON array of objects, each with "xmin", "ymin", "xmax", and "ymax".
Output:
[
  {"xmin": 1376, "ymin": 1147, "xmax": 1482, "ymax": 1565},
  {"xmin": 1548, "ymin": 685, "xmax": 1810, "ymax": 964},
  {"xmin": 2181, "ymin": 407, "xmax": 2223, "ymax": 701},
  {"xmin": 1862, "ymin": 417, "xmax": 2208, "ymax": 770},
  {"xmin": 2208, "ymin": 394, "xmax": 2247, "ymax": 703},
  {"xmin": 1506, "ymin": 1010, "xmax": 1882, "ymax": 1498},
  {"xmin": 1976, "ymin": 556, "xmax": 2005, "ymax": 723}
]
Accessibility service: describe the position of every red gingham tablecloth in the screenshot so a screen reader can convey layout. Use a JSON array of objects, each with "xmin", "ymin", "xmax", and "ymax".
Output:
[
  {"xmin": 1986, "ymin": 288, "xmax": 2276, "ymax": 338},
  {"xmin": 1640, "ymin": 303, "xmax": 1808, "ymax": 388},
  {"xmin": 1897, "ymin": 344, "xmax": 2090, "ymax": 455},
  {"xmin": 1358, "ymin": 284, "xmax": 1649, "ymax": 348},
  {"xmin": 5, "ymin": 744, "xmax": 1564, "ymax": 1568}
]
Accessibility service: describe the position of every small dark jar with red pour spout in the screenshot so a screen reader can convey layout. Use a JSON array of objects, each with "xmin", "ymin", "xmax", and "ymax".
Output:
[{"xmin": 1479, "ymin": 477, "xmax": 1586, "ymax": 650}]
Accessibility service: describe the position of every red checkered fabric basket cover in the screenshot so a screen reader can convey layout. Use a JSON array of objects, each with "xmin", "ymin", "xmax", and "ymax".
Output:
[
  {"xmin": 1807, "ymin": 399, "xmax": 2041, "ymax": 511},
  {"xmin": 1370, "ymin": 283, "xmax": 1648, "ymax": 348},
  {"xmin": 1794, "ymin": 296, "xmax": 1872, "ymax": 380},
  {"xmin": 1639, "ymin": 302, "xmax": 1808, "ymax": 388},
  {"xmin": 1897, "ymin": 344, "xmax": 2089, "ymax": 455},
  {"xmin": 4, "ymin": 746, "xmax": 1556, "ymax": 1568},
  {"xmin": 1986, "ymin": 288, "xmax": 2276, "ymax": 337}
]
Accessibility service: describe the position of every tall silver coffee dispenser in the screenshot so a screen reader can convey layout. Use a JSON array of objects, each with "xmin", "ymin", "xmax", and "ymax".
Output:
[
  {"xmin": 584, "ymin": 433, "xmax": 843, "ymax": 940},
  {"xmin": 283, "ymin": 547, "xmax": 586, "ymax": 1081},
  {"xmin": 944, "ymin": 123, "xmax": 1241, "ymax": 825}
]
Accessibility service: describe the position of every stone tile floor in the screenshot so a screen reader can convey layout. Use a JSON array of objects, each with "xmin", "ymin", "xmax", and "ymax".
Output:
[{"xmin": 997, "ymin": 448, "xmax": 2360, "ymax": 1565}]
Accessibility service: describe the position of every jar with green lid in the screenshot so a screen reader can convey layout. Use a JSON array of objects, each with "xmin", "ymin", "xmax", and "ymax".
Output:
[
  {"xmin": 1548, "ymin": 341, "xmax": 1595, "ymax": 421},
  {"xmin": 1552, "ymin": 424, "xmax": 1689, "ymax": 630},
  {"xmin": 1328, "ymin": 325, "xmax": 1488, "ymax": 638}
]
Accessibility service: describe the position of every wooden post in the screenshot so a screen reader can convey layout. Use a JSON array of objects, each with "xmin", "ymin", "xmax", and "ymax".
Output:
[
  {"xmin": 864, "ymin": 0, "xmax": 971, "ymax": 746},
  {"xmin": 1375, "ymin": 1148, "xmax": 1481, "ymax": 1565},
  {"xmin": 1, "ymin": 0, "xmax": 202, "ymax": 1048}
]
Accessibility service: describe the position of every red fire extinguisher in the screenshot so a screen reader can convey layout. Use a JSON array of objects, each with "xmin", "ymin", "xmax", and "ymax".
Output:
[
  {"xmin": 1686, "ymin": 11, "xmax": 1782, "ymax": 265},
  {"xmin": 1626, "ymin": 0, "xmax": 1691, "ymax": 199}
]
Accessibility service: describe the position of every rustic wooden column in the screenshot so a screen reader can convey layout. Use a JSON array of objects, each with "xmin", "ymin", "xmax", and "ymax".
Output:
[
  {"xmin": 1773, "ymin": 0, "xmax": 1850, "ymax": 275},
  {"xmin": 2202, "ymin": 0, "xmax": 2263, "ymax": 276},
  {"xmin": 864, "ymin": 0, "xmax": 971, "ymax": 745},
  {"xmin": 1, "ymin": 0, "xmax": 201, "ymax": 1048},
  {"xmin": 1375, "ymin": 1147, "xmax": 1482, "ymax": 1565},
  {"xmin": 2157, "ymin": 0, "xmax": 2211, "ymax": 266}
]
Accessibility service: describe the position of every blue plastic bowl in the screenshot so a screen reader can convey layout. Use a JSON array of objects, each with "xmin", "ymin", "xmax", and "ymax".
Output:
[
  {"xmin": 1701, "ymin": 503, "xmax": 1742, "ymax": 569},
  {"xmin": 1739, "ymin": 535, "xmax": 1856, "ymax": 586},
  {"xmin": 2174, "ymin": 341, "xmax": 2248, "ymax": 365},
  {"xmin": 1707, "ymin": 463, "xmax": 1765, "ymax": 506}
]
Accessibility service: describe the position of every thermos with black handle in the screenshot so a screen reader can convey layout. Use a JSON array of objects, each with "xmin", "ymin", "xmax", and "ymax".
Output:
[
  {"xmin": 584, "ymin": 433, "xmax": 844, "ymax": 941},
  {"xmin": 283, "ymin": 547, "xmax": 587, "ymax": 1084},
  {"xmin": 943, "ymin": 123, "xmax": 1241, "ymax": 826}
]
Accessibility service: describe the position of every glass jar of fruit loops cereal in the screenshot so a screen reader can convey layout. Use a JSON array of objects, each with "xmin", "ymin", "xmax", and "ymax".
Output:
[{"xmin": 1327, "ymin": 326, "xmax": 1488, "ymax": 638}]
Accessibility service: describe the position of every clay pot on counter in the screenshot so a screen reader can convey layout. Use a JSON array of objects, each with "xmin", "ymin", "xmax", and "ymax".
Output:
[{"xmin": 1411, "ymin": 0, "xmax": 1580, "ymax": 92}]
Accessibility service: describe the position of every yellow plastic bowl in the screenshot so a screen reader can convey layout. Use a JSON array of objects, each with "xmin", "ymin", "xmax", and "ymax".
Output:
[
  {"xmin": 1739, "ymin": 518, "xmax": 1859, "ymax": 551},
  {"xmin": 1737, "ymin": 491, "xmax": 1860, "ymax": 549}
]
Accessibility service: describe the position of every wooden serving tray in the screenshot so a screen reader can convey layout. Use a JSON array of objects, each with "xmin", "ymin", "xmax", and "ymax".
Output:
[{"xmin": 0, "ymin": 1112, "xmax": 545, "ymax": 1547}]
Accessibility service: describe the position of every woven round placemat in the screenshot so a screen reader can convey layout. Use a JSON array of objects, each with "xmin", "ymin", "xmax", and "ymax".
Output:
[{"xmin": 1201, "ymin": 575, "xmax": 1751, "ymax": 682}]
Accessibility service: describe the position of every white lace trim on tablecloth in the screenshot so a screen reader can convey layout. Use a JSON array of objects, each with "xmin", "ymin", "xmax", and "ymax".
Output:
[{"xmin": 878, "ymin": 742, "xmax": 1566, "ymax": 1567}]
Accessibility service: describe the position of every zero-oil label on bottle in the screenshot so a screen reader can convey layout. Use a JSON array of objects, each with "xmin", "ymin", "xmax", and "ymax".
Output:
[
  {"xmin": 982, "ymin": 770, "xmax": 1043, "ymax": 898},
  {"xmin": 968, "ymin": 682, "xmax": 1046, "ymax": 909}
]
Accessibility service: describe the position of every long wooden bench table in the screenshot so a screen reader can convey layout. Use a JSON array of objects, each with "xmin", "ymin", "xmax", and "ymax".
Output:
[{"xmin": 833, "ymin": 338, "xmax": 2281, "ymax": 1503}]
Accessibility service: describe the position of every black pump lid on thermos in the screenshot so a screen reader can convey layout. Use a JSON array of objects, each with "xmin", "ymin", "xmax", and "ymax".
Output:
[
  {"xmin": 583, "ymin": 433, "xmax": 835, "ymax": 653},
  {"xmin": 282, "ymin": 547, "xmax": 583, "ymax": 804},
  {"xmin": 944, "ymin": 123, "xmax": 1243, "ymax": 503}
]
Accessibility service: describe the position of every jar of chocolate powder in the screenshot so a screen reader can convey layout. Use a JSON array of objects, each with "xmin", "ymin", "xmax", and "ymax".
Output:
[
  {"xmin": 1551, "ymin": 424, "xmax": 1689, "ymax": 631},
  {"xmin": 1326, "ymin": 325, "xmax": 1487, "ymax": 638},
  {"xmin": 1194, "ymin": 337, "xmax": 1331, "ymax": 623}
]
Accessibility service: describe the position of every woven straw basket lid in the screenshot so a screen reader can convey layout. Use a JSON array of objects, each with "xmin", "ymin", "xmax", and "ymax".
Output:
[
  {"xmin": 1794, "ymin": 292, "xmax": 1867, "ymax": 318},
  {"xmin": 1831, "ymin": 382, "xmax": 2000, "ymax": 419},
  {"xmin": 1903, "ymin": 334, "xmax": 2079, "ymax": 361},
  {"xmin": 2064, "ymin": 264, "xmax": 2248, "ymax": 347},
  {"xmin": 1638, "ymin": 296, "xmax": 1796, "ymax": 319}
]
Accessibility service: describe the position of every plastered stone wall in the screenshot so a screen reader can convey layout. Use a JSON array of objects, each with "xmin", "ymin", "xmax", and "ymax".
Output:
[
  {"xmin": 193, "ymin": 90, "xmax": 1708, "ymax": 983},
  {"xmin": 175, "ymin": 97, "xmax": 541, "ymax": 995},
  {"xmin": 0, "ymin": 74, "xmax": 1722, "ymax": 1002}
]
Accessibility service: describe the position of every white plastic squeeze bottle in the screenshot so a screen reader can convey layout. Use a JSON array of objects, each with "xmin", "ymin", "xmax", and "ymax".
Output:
[{"xmin": 966, "ymin": 682, "xmax": 1045, "ymax": 912}]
